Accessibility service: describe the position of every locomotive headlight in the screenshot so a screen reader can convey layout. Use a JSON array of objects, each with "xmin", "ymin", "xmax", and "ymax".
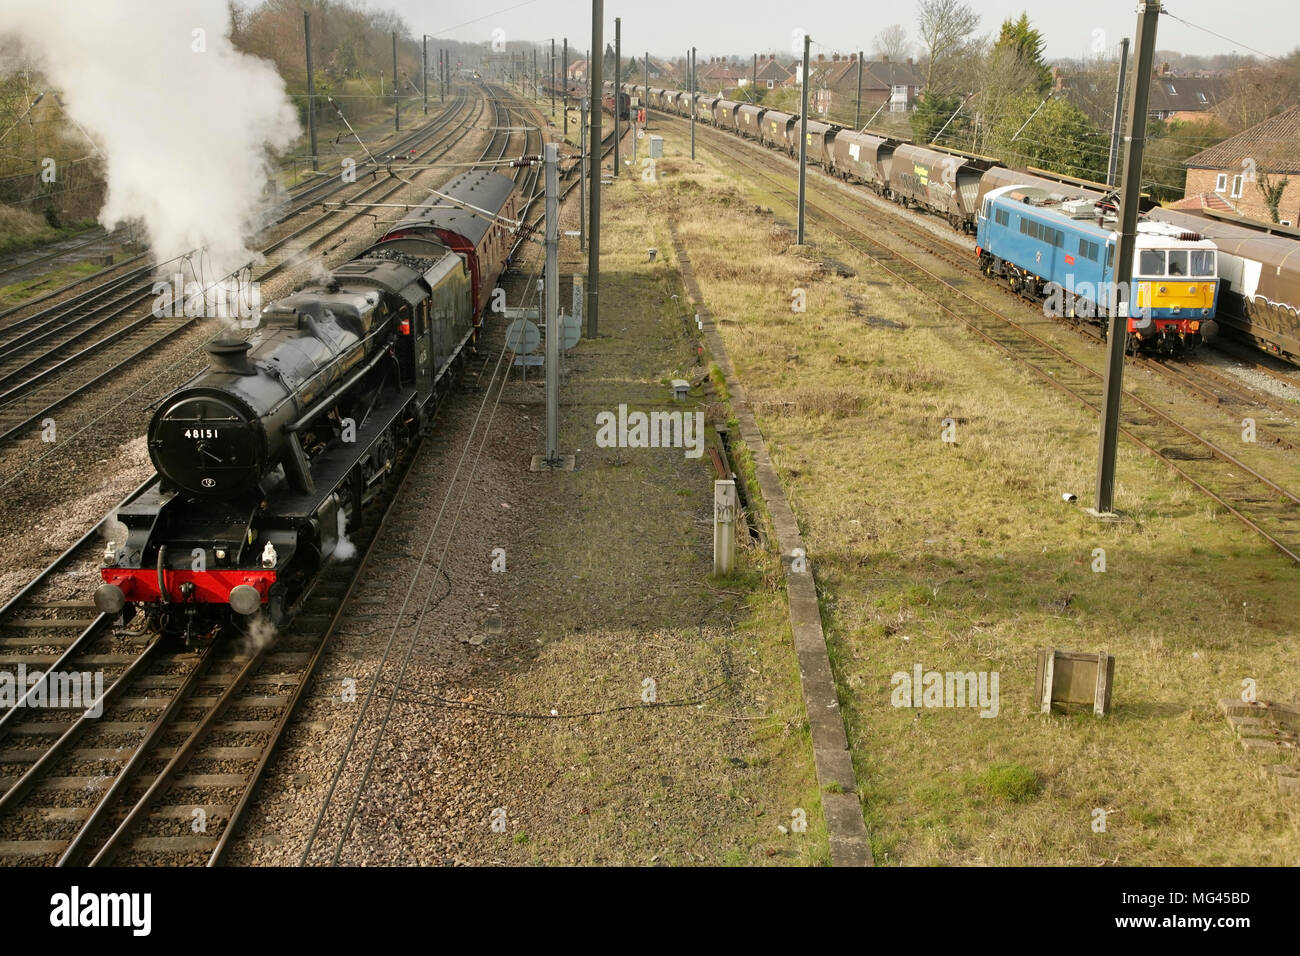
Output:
[
  {"xmin": 228, "ymin": 584, "xmax": 262, "ymax": 616},
  {"xmin": 215, "ymin": 549, "xmax": 227, "ymax": 561},
  {"xmin": 261, "ymin": 542, "xmax": 277, "ymax": 569},
  {"xmin": 1158, "ymin": 285, "xmax": 1168, "ymax": 294},
  {"xmin": 94, "ymin": 583, "xmax": 126, "ymax": 615},
  {"xmin": 1190, "ymin": 321, "xmax": 1201, "ymax": 332}
]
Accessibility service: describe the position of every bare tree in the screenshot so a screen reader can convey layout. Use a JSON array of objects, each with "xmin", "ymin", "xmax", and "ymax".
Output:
[
  {"xmin": 873, "ymin": 24, "xmax": 911, "ymax": 61},
  {"xmin": 916, "ymin": 0, "xmax": 980, "ymax": 93},
  {"xmin": 971, "ymin": 43, "xmax": 1044, "ymax": 152}
]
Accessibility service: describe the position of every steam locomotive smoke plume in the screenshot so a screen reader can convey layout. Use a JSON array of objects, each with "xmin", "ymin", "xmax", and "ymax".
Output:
[{"xmin": 0, "ymin": 1, "xmax": 300, "ymax": 276}]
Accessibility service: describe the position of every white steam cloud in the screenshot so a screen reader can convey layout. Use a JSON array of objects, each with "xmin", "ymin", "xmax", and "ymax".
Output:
[
  {"xmin": 0, "ymin": 0, "xmax": 301, "ymax": 276},
  {"xmin": 335, "ymin": 508, "xmax": 357, "ymax": 561}
]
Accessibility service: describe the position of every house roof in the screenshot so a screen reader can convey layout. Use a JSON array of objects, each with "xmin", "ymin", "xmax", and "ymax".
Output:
[
  {"xmin": 1147, "ymin": 74, "xmax": 1225, "ymax": 114},
  {"xmin": 1168, "ymin": 192, "xmax": 1238, "ymax": 213},
  {"xmin": 755, "ymin": 58, "xmax": 793, "ymax": 82},
  {"xmin": 1184, "ymin": 105, "xmax": 1300, "ymax": 174},
  {"xmin": 1056, "ymin": 69, "xmax": 1226, "ymax": 124},
  {"xmin": 809, "ymin": 57, "xmax": 925, "ymax": 92}
]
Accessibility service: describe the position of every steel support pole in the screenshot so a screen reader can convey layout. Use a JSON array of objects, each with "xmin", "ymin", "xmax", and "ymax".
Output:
[
  {"xmin": 797, "ymin": 33, "xmax": 810, "ymax": 244},
  {"xmin": 551, "ymin": 39, "xmax": 556, "ymax": 117},
  {"xmin": 752, "ymin": 53, "xmax": 757, "ymax": 102},
  {"xmin": 544, "ymin": 143, "xmax": 560, "ymax": 461},
  {"xmin": 690, "ymin": 47, "xmax": 695, "ymax": 160},
  {"xmin": 1107, "ymin": 37, "xmax": 1130, "ymax": 188},
  {"xmin": 304, "ymin": 12, "xmax": 318, "ymax": 172},
  {"xmin": 392, "ymin": 32, "xmax": 399, "ymax": 131},
  {"xmin": 580, "ymin": 95, "xmax": 587, "ymax": 252},
  {"xmin": 422, "ymin": 36, "xmax": 428, "ymax": 115},
  {"xmin": 1095, "ymin": 2, "xmax": 1160, "ymax": 515},
  {"xmin": 855, "ymin": 51, "xmax": 863, "ymax": 129},
  {"xmin": 586, "ymin": 4, "xmax": 602, "ymax": 339},
  {"xmin": 644, "ymin": 52, "xmax": 649, "ymax": 128},
  {"xmin": 563, "ymin": 38, "xmax": 569, "ymax": 136},
  {"xmin": 613, "ymin": 17, "xmax": 621, "ymax": 176}
]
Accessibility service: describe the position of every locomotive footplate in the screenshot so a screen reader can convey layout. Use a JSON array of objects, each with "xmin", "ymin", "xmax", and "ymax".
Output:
[{"xmin": 274, "ymin": 385, "xmax": 418, "ymax": 519}]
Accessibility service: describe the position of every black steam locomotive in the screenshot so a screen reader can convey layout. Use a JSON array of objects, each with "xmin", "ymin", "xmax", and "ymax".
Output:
[{"xmin": 95, "ymin": 170, "xmax": 518, "ymax": 641}]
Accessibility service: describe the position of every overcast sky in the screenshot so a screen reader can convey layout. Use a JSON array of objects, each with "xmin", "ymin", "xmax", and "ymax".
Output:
[{"xmin": 373, "ymin": 0, "xmax": 1297, "ymax": 63}]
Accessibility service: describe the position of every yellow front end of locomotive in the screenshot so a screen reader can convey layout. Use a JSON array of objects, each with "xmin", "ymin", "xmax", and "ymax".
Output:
[{"xmin": 1134, "ymin": 278, "xmax": 1219, "ymax": 318}]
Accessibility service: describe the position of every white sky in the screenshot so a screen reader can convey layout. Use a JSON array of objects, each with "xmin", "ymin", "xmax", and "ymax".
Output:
[{"xmin": 371, "ymin": 0, "xmax": 1296, "ymax": 64}]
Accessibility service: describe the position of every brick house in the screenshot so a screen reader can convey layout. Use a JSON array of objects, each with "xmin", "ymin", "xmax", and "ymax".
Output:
[
  {"xmin": 754, "ymin": 54, "xmax": 794, "ymax": 90},
  {"xmin": 1182, "ymin": 106, "xmax": 1300, "ymax": 225},
  {"xmin": 1147, "ymin": 64, "xmax": 1226, "ymax": 122},
  {"xmin": 696, "ymin": 57, "xmax": 748, "ymax": 93},
  {"xmin": 1055, "ymin": 62, "xmax": 1226, "ymax": 125},
  {"xmin": 809, "ymin": 53, "xmax": 924, "ymax": 117}
]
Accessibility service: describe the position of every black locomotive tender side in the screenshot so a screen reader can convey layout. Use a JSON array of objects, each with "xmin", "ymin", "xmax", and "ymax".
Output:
[{"xmin": 97, "ymin": 170, "xmax": 518, "ymax": 641}]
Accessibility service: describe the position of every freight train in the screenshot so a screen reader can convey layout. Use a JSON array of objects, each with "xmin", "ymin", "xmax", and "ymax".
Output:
[
  {"xmin": 632, "ymin": 83, "xmax": 1236, "ymax": 355},
  {"xmin": 93, "ymin": 169, "xmax": 518, "ymax": 642}
]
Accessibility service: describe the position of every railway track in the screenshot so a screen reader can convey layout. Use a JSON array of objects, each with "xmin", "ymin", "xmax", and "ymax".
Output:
[
  {"xmin": 293, "ymin": 85, "xmax": 567, "ymax": 866},
  {"xmin": 0, "ymin": 87, "xmax": 480, "ymax": 451},
  {"xmin": 659, "ymin": 111, "xmax": 1300, "ymax": 566},
  {"xmin": 0, "ymin": 83, "xmax": 556, "ymax": 867}
]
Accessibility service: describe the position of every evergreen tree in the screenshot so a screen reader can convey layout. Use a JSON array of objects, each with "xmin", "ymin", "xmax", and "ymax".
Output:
[{"xmin": 993, "ymin": 13, "xmax": 1052, "ymax": 93}]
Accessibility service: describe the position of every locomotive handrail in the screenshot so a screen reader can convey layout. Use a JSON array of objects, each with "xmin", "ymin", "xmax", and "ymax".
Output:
[{"xmin": 285, "ymin": 341, "xmax": 396, "ymax": 434}]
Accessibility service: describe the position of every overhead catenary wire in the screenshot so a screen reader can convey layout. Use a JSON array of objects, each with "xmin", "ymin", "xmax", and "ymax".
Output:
[
  {"xmin": 300, "ymin": 284, "xmax": 519, "ymax": 869},
  {"xmin": 300, "ymin": 99, "xmax": 541, "ymax": 866},
  {"xmin": 1160, "ymin": 7, "xmax": 1291, "ymax": 64}
]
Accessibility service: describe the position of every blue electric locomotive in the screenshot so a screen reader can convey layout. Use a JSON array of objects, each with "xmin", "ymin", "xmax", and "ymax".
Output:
[{"xmin": 976, "ymin": 184, "xmax": 1219, "ymax": 353}]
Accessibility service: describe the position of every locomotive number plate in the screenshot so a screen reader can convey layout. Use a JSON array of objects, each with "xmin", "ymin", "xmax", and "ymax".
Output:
[{"xmin": 183, "ymin": 429, "xmax": 221, "ymax": 438}]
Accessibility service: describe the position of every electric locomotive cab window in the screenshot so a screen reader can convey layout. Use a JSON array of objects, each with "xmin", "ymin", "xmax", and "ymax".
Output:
[
  {"xmin": 1138, "ymin": 250, "xmax": 1167, "ymax": 275},
  {"xmin": 995, "ymin": 208, "xmax": 1009, "ymax": 226},
  {"xmin": 1191, "ymin": 250, "xmax": 1216, "ymax": 276},
  {"xmin": 1167, "ymin": 250, "xmax": 1188, "ymax": 276}
]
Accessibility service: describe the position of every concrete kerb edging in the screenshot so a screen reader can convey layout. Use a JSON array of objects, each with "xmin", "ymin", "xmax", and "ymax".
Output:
[{"xmin": 666, "ymin": 222, "xmax": 873, "ymax": 867}]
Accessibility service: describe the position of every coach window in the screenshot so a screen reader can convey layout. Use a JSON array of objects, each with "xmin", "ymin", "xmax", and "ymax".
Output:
[{"xmin": 1139, "ymin": 250, "xmax": 1166, "ymax": 275}]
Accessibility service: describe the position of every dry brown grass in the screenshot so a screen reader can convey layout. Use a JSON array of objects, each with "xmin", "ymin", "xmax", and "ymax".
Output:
[{"xmin": 642, "ymin": 122, "xmax": 1300, "ymax": 866}]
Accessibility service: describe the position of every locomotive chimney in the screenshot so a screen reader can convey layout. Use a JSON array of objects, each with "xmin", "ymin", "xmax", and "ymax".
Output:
[{"xmin": 206, "ymin": 337, "xmax": 257, "ymax": 376}]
